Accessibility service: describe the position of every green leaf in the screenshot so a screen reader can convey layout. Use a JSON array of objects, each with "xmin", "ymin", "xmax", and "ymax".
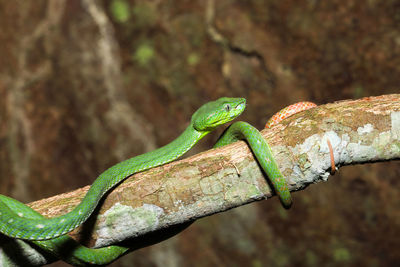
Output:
[
  {"xmin": 134, "ymin": 44, "xmax": 155, "ymax": 66},
  {"xmin": 110, "ymin": 0, "xmax": 131, "ymax": 23}
]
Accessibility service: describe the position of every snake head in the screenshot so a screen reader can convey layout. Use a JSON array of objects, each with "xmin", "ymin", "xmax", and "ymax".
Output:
[{"xmin": 192, "ymin": 97, "xmax": 246, "ymax": 131}]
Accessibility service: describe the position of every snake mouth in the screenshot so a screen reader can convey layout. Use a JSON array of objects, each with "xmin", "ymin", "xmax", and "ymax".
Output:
[
  {"xmin": 233, "ymin": 98, "xmax": 246, "ymax": 117},
  {"xmin": 236, "ymin": 102, "xmax": 246, "ymax": 110}
]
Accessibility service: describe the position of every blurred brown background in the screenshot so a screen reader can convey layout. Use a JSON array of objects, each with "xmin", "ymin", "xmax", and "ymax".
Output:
[{"xmin": 0, "ymin": 0, "xmax": 399, "ymax": 266}]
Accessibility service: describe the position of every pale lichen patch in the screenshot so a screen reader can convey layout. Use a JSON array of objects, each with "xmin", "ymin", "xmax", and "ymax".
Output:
[
  {"xmin": 0, "ymin": 239, "xmax": 48, "ymax": 266},
  {"xmin": 95, "ymin": 203, "xmax": 164, "ymax": 247},
  {"xmin": 391, "ymin": 111, "xmax": 400, "ymax": 140},
  {"xmin": 298, "ymin": 134, "xmax": 320, "ymax": 154},
  {"xmin": 320, "ymin": 131, "xmax": 341, "ymax": 153},
  {"xmin": 224, "ymin": 182, "xmax": 260, "ymax": 202},
  {"xmin": 357, "ymin": 124, "xmax": 374, "ymax": 135},
  {"xmin": 199, "ymin": 175, "xmax": 224, "ymax": 195}
]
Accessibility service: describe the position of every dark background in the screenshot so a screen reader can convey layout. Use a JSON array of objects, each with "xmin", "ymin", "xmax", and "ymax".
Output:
[{"xmin": 0, "ymin": 0, "xmax": 399, "ymax": 266}]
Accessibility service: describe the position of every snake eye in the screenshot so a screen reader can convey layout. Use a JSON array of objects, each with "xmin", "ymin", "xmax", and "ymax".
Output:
[{"xmin": 224, "ymin": 104, "xmax": 231, "ymax": 112}]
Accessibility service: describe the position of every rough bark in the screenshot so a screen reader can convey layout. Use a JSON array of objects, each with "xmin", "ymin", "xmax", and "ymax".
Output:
[{"xmin": 0, "ymin": 94, "xmax": 399, "ymax": 266}]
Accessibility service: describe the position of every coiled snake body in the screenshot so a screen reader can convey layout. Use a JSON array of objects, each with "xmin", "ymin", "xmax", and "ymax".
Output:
[{"xmin": 0, "ymin": 98, "xmax": 314, "ymax": 265}]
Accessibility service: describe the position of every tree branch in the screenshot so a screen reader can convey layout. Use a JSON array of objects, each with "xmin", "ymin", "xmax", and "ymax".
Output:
[{"xmin": 1, "ymin": 94, "xmax": 399, "ymax": 266}]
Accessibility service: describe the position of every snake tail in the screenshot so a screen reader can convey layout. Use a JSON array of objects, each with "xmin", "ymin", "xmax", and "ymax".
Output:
[{"xmin": 265, "ymin": 101, "xmax": 317, "ymax": 128}]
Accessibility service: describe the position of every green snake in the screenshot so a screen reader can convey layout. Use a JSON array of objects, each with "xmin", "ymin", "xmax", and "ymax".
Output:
[{"xmin": 0, "ymin": 97, "xmax": 296, "ymax": 265}]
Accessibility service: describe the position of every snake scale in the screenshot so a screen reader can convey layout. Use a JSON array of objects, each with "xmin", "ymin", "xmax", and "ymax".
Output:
[{"xmin": 0, "ymin": 98, "xmax": 315, "ymax": 265}]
